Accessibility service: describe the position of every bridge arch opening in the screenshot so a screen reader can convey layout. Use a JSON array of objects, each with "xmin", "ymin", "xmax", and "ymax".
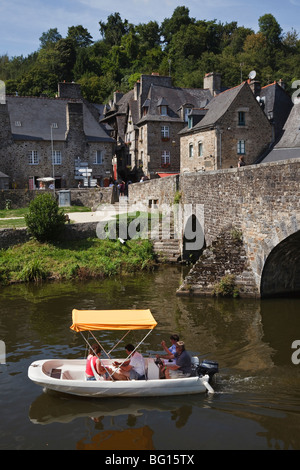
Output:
[
  {"xmin": 182, "ymin": 214, "xmax": 205, "ymax": 263},
  {"xmin": 261, "ymin": 231, "xmax": 300, "ymax": 298}
]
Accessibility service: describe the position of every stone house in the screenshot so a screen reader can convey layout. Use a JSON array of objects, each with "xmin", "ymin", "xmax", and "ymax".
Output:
[
  {"xmin": 0, "ymin": 83, "xmax": 115, "ymax": 189},
  {"xmin": 101, "ymin": 74, "xmax": 212, "ymax": 181},
  {"xmin": 179, "ymin": 80, "xmax": 273, "ymax": 172}
]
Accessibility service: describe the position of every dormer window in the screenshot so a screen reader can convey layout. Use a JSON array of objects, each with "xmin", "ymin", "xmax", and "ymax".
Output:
[
  {"xmin": 188, "ymin": 116, "xmax": 193, "ymax": 129},
  {"xmin": 184, "ymin": 107, "xmax": 192, "ymax": 122},
  {"xmin": 157, "ymin": 98, "xmax": 168, "ymax": 116},
  {"xmin": 160, "ymin": 105, "xmax": 168, "ymax": 116},
  {"xmin": 142, "ymin": 99, "xmax": 150, "ymax": 116}
]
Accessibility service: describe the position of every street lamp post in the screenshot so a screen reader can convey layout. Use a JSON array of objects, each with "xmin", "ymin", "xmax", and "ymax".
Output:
[{"xmin": 50, "ymin": 124, "xmax": 55, "ymax": 196}]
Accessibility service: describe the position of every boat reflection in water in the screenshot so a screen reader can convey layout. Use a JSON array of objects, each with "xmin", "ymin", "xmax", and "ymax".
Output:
[{"xmin": 29, "ymin": 391, "xmax": 195, "ymax": 450}]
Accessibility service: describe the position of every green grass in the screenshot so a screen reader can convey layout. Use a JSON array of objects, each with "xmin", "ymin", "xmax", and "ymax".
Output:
[
  {"xmin": 0, "ymin": 206, "xmax": 91, "ymax": 228},
  {"xmin": 0, "ymin": 238, "xmax": 157, "ymax": 285},
  {"xmin": 0, "ymin": 219, "xmax": 27, "ymax": 229}
]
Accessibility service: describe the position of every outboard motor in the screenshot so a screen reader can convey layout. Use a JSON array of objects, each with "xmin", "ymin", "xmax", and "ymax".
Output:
[{"xmin": 197, "ymin": 359, "xmax": 219, "ymax": 382}]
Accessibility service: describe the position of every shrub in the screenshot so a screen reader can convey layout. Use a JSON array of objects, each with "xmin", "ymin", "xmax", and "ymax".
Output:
[
  {"xmin": 25, "ymin": 193, "xmax": 66, "ymax": 242},
  {"xmin": 213, "ymin": 274, "xmax": 239, "ymax": 298}
]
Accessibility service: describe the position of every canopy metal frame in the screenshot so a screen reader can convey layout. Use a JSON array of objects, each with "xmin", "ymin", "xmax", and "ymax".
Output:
[{"xmin": 79, "ymin": 327, "xmax": 154, "ymax": 380}]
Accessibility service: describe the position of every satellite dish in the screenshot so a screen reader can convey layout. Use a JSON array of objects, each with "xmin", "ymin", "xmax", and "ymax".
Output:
[{"xmin": 249, "ymin": 70, "xmax": 256, "ymax": 80}]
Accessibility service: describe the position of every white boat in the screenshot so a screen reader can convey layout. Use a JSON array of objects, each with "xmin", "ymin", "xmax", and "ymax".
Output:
[{"xmin": 28, "ymin": 309, "xmax": 218, "ymax": 397}]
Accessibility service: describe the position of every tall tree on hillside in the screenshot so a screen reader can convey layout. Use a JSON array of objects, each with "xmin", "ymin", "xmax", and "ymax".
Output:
[
  {"xmin": 258, "ymin": 14, "xmax": 283, "ymax": 48},
  {"xmin": 67, "ymin": 25, "xmax": 93, "ymax": 48},
  {"xmin": 39, "ymin": 28, "xmax": 62, "ymax": 49},
  {"xmin": 99, "ymin": 12, "xmax": 131, "ymax": 47},
  {"xmin": 161, "ymin": 6, "xmax": 194, "ymax": 47}
]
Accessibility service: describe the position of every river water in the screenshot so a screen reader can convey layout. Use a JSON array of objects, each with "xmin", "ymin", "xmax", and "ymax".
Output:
[{"xmin": 0, "ymin": 265, "xmax": 300, "ymax": 451}]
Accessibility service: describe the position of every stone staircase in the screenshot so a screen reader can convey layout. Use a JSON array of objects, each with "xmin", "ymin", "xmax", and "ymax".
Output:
[
  {"xmin": 111, "ymin": 199, "xmax": 182, "ymax": 263},
  {"xmin": 152, "ymin": 238, "xmax": 181, "ymax": 263}
]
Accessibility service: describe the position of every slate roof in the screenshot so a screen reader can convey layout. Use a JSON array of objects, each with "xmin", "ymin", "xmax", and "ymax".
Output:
[
  {"xmin": 179, "ymin": 82, "xmax": 244, "ymax": 134},
  {"xmin": 137, "ymin": 84, "xmax": 212, "ymax": 124},
  {"xmin": 6, "ymin": 95, "xmax": 114, "ymax": 142},
  {"xmin": 260, "ymin": 102, "xmax": 300, "ymax": 162},
  {"xmin": 259, "ymin": 82, "xmax": 293, "ymax": 141}
]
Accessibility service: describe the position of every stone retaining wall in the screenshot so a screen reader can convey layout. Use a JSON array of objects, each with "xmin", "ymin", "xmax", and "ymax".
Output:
[{"xmin": 0, "ymin": 187, "xmax": 114, "ymax": 210}]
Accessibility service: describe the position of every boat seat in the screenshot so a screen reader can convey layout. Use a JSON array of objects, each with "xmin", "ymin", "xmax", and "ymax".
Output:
[
  {"xmin": 145, "ymin": 359, "xmax": 160, "ymax": 380},
  {"xmin": 62, "ymin": 370, "xmax": 86, "ymax": 380}
]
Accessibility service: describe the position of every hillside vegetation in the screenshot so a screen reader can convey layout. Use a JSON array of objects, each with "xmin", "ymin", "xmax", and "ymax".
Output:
[{"xmin": 1, "ymin": 7, "xmax": 299, "ymax": 103}]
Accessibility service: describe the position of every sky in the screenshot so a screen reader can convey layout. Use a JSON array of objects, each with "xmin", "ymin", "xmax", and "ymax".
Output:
[{"xmin": 1, "ymin": 0, "xmax": 300, "ymax": 58}]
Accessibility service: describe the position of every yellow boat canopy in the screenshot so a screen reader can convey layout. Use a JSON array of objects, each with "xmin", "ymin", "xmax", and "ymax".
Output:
[{"xmin": 70, "ymin": 309, "xmax": 157, "ymax": 332}]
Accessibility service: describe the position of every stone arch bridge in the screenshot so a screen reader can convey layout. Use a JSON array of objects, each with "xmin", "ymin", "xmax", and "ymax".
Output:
[{"xmin": 128, "ymin": 159, "xmax": 300, "ymax": 298}]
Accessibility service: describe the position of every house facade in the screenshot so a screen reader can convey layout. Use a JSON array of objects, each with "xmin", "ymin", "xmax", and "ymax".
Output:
[
  {"xmin": 179, "ymin": 81, "xmax": 273, "ymax": 172},
  {"xmin": 101, "ymin": 74, "xmax": 213, "ymax": 180},
  {"xmin": 0, "ymin": 83, "xmax": 115, "ymax": 189}
]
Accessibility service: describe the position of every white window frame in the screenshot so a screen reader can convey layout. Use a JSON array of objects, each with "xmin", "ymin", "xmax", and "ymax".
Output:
[
  {"xmin": 161, "ymin": 150, "xmax": 170, "ymax": 165},
  {"xmin": 28, "ymin": 150, "xmax": 39, "ymax": 165},
  {"xmin": 161, "ymin": 126, "xmax": 169, "ymax": 138},
  {"xmin": 184, "ymin": 107, "xmax": 192, "ymax": 122},
  {"xmin": 189, "ymin": 143, "xmax": 194, "ymax": 158},
  {"xmin": 52, "ymin": 150, "xmax": 62, "ymax": 165},
  {"xmin": 94, "ymin": 150, "xmax": 103, "ymax": 165},
  {"xmin": 237, "ymin": 140, "xmax": 245, "ymax": 154}
]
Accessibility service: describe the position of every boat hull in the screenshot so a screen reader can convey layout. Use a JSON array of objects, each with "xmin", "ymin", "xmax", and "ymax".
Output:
[{"xmin": 28, "ymin": 358, "xmax": 210, "ymax": 397}]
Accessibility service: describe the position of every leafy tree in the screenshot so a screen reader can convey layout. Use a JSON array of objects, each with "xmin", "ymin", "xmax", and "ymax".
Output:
[
  {"xmin": 161, "ymin": 6, "xmax": 194, "ymax": 47},
  {"xmin": 258, "ymin": 14, "xmax": 283, "ymax": 48},
  {"xmin": 25, "ymin": 193, "xmax": 66, "ymax": 242},
  {"xmin": 99, "ymin": 12, "xmax": 131, "ymax": 47},
  {"xmin": 39, "ymin": 28, "xmax": 62, "ymax": 49},
  {"xmin": 67, "ymin": 25, "xmax": 93, "ymax": 48}
]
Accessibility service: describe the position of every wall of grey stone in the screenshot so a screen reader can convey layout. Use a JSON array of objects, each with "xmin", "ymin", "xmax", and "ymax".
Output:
[
  {"xmin": 128, "ymin": 175, "xmax": 179, "ymax": 207},
  {"xmin": 0, "ymin": 187, "xmax": 114, "ymax": 210}
]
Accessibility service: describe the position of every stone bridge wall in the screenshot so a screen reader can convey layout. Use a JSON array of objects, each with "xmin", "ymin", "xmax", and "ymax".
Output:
[{"xmin": 127, "ymin": 159, "xmax": 300, "ymax": 296}]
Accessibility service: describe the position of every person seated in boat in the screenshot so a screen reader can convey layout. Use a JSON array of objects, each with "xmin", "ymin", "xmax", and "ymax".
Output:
[
  {"xmin": 164, "ymin": 341, "xmax": 192, "ymax": 379},
  {"xmin": 156, "ymin": 334, "xmax": 179, "ymax": 361},
  {"xmin": 85, "ymin": 344, "xmax": 112, "ymax": 380},
  {"xmin": 112, "ymin": 344, "xmax": 145, "ymax": 380}
]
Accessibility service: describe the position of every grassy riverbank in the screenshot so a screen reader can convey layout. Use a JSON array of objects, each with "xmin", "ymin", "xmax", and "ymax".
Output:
[{"xmin": 0, "ymin": 238, "xmax": 157, "ymax": 285}]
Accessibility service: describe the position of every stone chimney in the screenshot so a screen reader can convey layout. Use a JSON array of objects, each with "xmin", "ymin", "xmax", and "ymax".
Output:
[
  {"xmin": 65, "ymin": 102, "xmax": 85, "ymax": 146},
  {"xmin": 113, "ymin": 91, "xmax": 123, "ymax": 104},
  {"xmin": 134, "ymin": 80, "xmax": 140, "ymax": 101},
  {"xmin": 248, "ymin": 79, "xmax": 261, "ymax": 97},
  {"xmin": 58, "ymin": 82, "xmax": 82, "ymax": 100},
  {"xmin": 203, "ymin": 72, "xmax": 221, "ymax": 96},
  {"xmin": 0, "ymin": 103, "xmax": 13, "ymax": 149}
]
